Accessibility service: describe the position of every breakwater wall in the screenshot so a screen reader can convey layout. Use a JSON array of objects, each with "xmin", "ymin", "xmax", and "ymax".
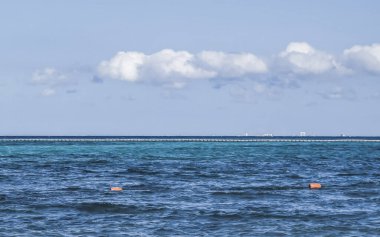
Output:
[{"xmin": 1, "ymin": 138, "xmax": 380, "ymax": 143}]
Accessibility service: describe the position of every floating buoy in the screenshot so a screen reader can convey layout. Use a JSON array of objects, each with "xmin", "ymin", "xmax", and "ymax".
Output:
[
  {"xmin": 309, "ymin": 183, "xmax": 322, "ymax": 189},
  {"xmin": 110, "ymin": 187, "xmax": 123, "ymax": 191}
]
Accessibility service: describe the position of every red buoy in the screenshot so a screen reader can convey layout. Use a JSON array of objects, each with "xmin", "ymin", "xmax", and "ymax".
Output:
[
  {"xmin": 309, "ymin": 183, "xmax": 322, "ymax": 189},
  {"xmin": 110, "ymin": 187, "xmax": 123, "ymax": 191}
]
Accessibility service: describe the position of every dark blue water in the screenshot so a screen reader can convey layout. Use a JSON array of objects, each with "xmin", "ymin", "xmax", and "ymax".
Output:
[{"xmin": 1, "ymin": 138, "xmax": 380, "ymax": 236}]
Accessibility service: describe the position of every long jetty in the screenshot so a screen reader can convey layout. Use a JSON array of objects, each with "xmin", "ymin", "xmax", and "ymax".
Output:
[{"xmin": 1, "ymin": 137, "xmax": 380, "ymax": 143}]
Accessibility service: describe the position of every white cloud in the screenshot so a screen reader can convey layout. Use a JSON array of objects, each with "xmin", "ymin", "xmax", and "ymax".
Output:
[
  {"xmin": 146, "ymin": 49, "xmax": 215, "ymax": 79},
  {"xmin": 198, "ymin": 51, "xmax": 268, "ymax": 77},
  {"xmin": 41, "ymin": 88, "xmax": 56, "ymax": 96},
  {"xmin": 318, "ymin": 87, "xmax": 356, "ymax": 100},
  {"xmin": 98, "ymin": 49, "xmax": 215, "ymax": 84},
  {"xmin": 278, "ymin": 42, "xmax": 338, "ymax": 74},
  {"xmin": 343, "ymin": 44, "xmax": 380, "ymax": 74},
  {"xmin": 98, "ymin": 52, "xmax": 145, "ymax": 82},
  {"xmin": 32, "ymin": 67, "xmax": 66, "ymax": 83},
  {"xmin": 95, "ymin": 42, "xmax": 380, "ymax": 89},
  {"xmin": 97, "ymin": 49, "xmax": 267, "ymax": 87},
  {"xmin": 32, "ymin": 67, "xmax": 76, "ymax": 96}
]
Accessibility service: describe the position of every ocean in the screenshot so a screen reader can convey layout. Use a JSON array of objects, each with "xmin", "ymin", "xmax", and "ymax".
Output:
[{"xmin": 1, "ymin": 137, "xmax": 380, "ymax": 236}]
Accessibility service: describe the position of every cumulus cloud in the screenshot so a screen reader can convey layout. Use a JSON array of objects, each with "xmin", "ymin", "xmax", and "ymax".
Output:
[
  {"xmin": 278, "ymin": 42, "xmax": 338, "ymax": 74},
  {"xmin": 93, "ymin": 42, "xmax": 380, "ymax": 90},
  {"xmin": 98, "ymin": 52, "xmax": 145, "ymax": 82},
  {"xmin": 198, "ymin": 51, "xmax": 268, "ymax": 77},
  {"xmin": 146, "ymin": 49, "xmax": 215, "ymax": 79},
  {"xmin": 98, "ymin": 49, "xmax": 267, "ymax": 87},
  {"xmin": 343, "ymin": 44, "xmax": 380, "ymax": 74},
  {"xmin": 98, "ymin": 50, "xmax": 214, "ymax": 83}
]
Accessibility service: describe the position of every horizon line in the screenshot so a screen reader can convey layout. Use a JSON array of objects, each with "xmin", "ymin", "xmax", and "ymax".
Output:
[{"xmin": 1, "ymin": 135, "xmax": 380, "ymax": 138}]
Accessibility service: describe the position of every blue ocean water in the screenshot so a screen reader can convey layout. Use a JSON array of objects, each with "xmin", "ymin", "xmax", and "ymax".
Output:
[{"xmin": 0, "ymin": 137, "xmax": 380, "ymax": 236}]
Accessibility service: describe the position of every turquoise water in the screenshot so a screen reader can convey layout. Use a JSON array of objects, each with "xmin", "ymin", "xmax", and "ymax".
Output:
[{"xmin": 1, "ymin": 137, "xmax": 380, "ymax": 236}]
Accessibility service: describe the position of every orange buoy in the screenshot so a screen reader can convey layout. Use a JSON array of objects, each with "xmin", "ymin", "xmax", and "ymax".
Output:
[
  {"xmin": 110, "ymin": 187, "xmax": 123, "ymax": 191},
  {"xmin": 309, "ymin": 183, "xmax": 322, "ymax": 189}
]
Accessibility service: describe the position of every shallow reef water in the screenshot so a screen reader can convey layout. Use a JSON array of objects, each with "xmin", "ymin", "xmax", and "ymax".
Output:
[{"xmin": 0, "ymin": 138, "xmax": 380, "ymax": 236}]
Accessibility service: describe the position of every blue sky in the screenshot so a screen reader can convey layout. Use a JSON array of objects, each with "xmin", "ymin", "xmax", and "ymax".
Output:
[{"xmin": 1, "ymin": 0, "xmax": 380, "ymax": 136}]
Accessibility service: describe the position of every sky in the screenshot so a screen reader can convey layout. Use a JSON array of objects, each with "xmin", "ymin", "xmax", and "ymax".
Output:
[{"xmin": 1, "ymin": 0, "xmax": 380, "ymax": 136}]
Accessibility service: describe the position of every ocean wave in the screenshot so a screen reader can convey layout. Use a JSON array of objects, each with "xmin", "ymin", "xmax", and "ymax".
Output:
[
  {"xmin": 0, "ymin": 194, "xmax": 6, "ymax": 202},
  {"xmin": 75, "ymin": 202, "xmax": 166, "ymax": 214}
]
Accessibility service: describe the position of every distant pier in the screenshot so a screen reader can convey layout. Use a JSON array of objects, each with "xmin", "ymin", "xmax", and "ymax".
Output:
[{"xmin": 1, "ymin": 137, "xmax": 380, "ymax": 143}]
